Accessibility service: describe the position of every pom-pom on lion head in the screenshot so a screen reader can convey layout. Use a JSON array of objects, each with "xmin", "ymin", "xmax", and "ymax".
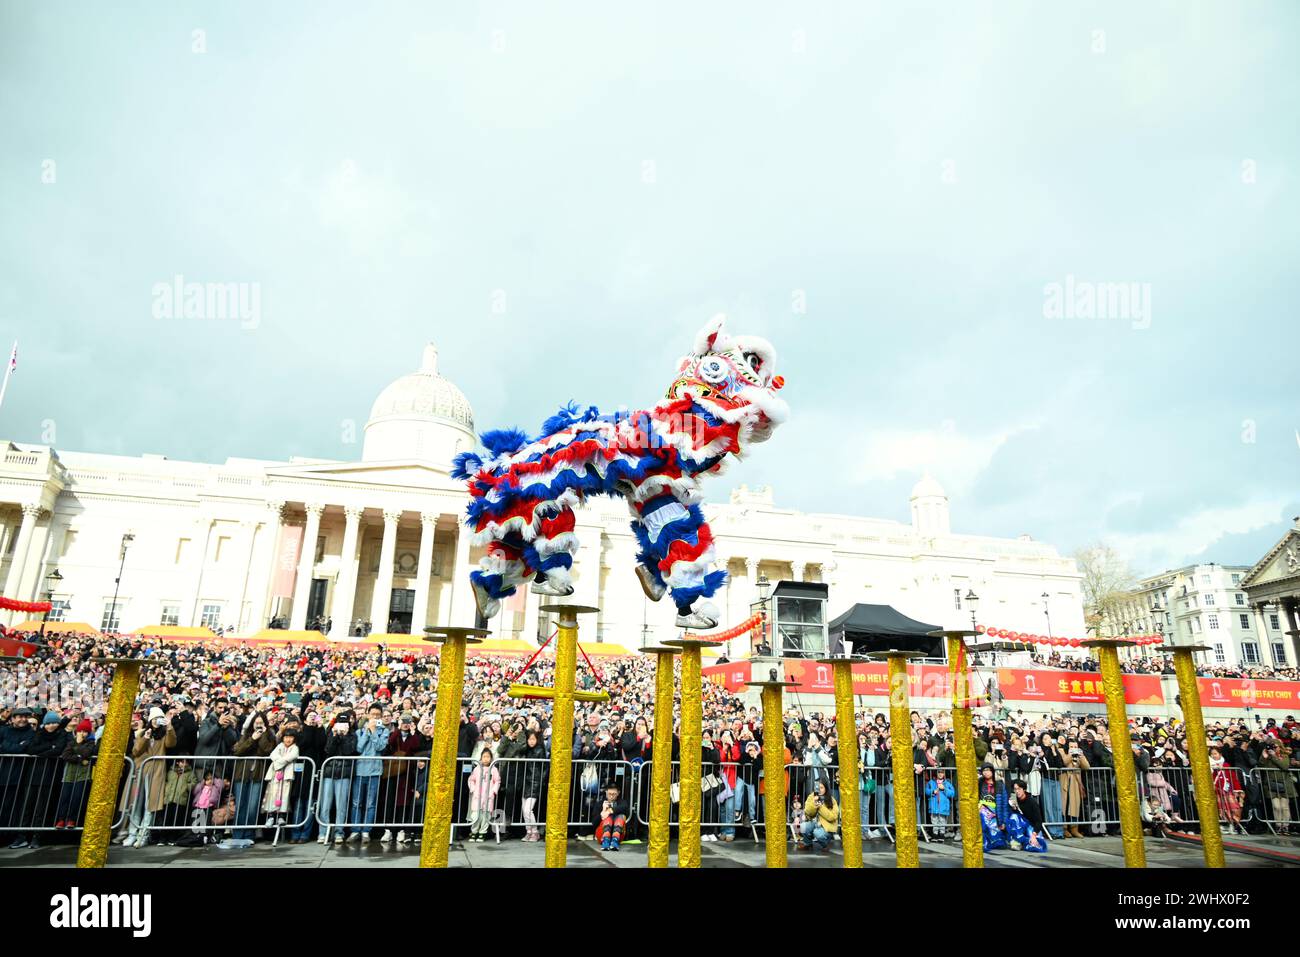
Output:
[{"xmin": 666, "ymin": 314, "xmax": 788, "ymax": 443}]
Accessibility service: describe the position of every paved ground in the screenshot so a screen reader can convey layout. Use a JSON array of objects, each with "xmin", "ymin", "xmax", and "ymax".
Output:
[{"xmin": 4, "ymin": 830, "xmax": 1298, "ymax": 867}]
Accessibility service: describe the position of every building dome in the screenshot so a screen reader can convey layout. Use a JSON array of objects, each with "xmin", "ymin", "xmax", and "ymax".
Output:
[
  {"xmin": 362, "ymin": 343, "xmax": 477, "ymax": 465},
  {"xmin": 909, "ymin": 472, "xmax": 950, "ymax": 536}
]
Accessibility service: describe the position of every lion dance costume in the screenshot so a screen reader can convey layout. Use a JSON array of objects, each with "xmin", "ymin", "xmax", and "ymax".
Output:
[{"xmin": 451, "ymin": 315, "xmax": 788, "ymax": 629}]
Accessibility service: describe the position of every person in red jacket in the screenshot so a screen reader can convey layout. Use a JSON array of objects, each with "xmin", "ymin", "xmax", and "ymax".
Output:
[
  {"xmin": 716, "ymin": 729, "xmax": 741, "ymax": 842},
  {"xmin": 379, "ymin": 713, "xmax": 426, "ymax": 846}
]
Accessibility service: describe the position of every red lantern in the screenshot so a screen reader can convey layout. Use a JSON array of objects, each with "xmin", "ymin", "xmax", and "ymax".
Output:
[
  {"xmin": 1069, "ymin": 638, "xmax": 1081, "ymax": 648},
  {"xmin": 1054, "ymin": 637, "xmax": 1067, "ymax": 647},
  {"xmin": 975, "ymin": 624, "xmax": 986, "ymax": 635}
]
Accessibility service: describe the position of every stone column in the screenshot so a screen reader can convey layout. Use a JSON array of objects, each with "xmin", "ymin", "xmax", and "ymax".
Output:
[
  {"xmin": 369, "ymin": 510, "xmax": 401, "ymax": 632},
  {"xmin": 185, "ymin": 518, "xmax": 215, "ymax": 627},
  {"xmin": 235, "ymin": 519, "xmax": 260, "ymax": 631},
  {"xmin": 792, "ymin": 560, "xmax": 806, "ymax": 583},
  {"xmin": 1285, "ymin": 599, "xmax": 1300, "ymax": 665},
  {"xmin": 447, "ymin": 526, "xmax": 476, "ymax": 626},
  {"xmin": 252, "ymin": 501, "xmax": 286, "ymax": 629},
  {"xmin": 3, "ymin": 504, "xmax": 41, "ymax": 621},
  {"xmin": 289, "ymin": 503, "xmax": 325, "ymax": 630},
  {"xmin": 330, "ymin": 506, "xmax": 363, "ymax": 639},
  {"xmin": 18, "ymin": 510, "xmax": 53, "ymax": 601},
  {"xmin": 411, "ymin": 512, "xmax": 437, "ymax": 636}
]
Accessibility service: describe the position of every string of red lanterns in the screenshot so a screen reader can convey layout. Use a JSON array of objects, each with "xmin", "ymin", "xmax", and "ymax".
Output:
[
  {"xmin": 975, "ymin": 624, "xmax": 1165, "ymax": 649},
  {"xmin": 683, "ymin": 612, "xmax": 764, "ymax": 643},
  {"xmin": 0, "ymin": 596, "xmax": 53, "ymax": 614}
]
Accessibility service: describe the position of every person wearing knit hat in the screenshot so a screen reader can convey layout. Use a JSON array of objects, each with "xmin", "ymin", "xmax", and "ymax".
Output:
[
  {"xmin": 13, "ymin": 709, "xmax": 71, "ymax": 849},
  {"xmin": 55, "ymin": 717, "xmax": 99, "ymax": 829}
]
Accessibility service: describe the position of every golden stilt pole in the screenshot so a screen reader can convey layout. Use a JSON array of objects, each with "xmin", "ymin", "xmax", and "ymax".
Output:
[
  {"xmin": 419, "ymin": 626, "xmax": 488, "ymax": 868},
  {"xmin": 77, "ymin": 657, "xmax": 159, "ymax": 868},
  {"xmin": 929, "ymin": 630, "xmax": 983, "ymax": 868},
  {"xmin": 817, "ymin": 652, "xmax": 864, "ymax": 868},
  {"xmin": 870, "ymin": 649, "xmax": 923, "ymax": 868},
  {"xmin": 1082, "ymin": 638, "xmax": 1146, "ymax": 868},
  {"xmin": 665, "ymin": 637, "xmax": 715, "ymax": 868},
  {"xmin": 746, "ymin": 671, "xmax": 800, "ymax": 868},
  {"xmin": 640, "ymin": 644, "xmax": 680, "ymax": 868},
  {"xmin": 1165, "ymin": 642, "xmax": 1225, "ymax": 868},
  {"xmin": 539, "ymin": 604, "xmax": 600, "ymax": 868}
]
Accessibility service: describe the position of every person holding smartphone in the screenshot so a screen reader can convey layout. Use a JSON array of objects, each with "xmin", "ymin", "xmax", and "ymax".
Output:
[
  {"xmin": 1059, "ymin": 737, "xmax": 1089, "ymax": 838},
  {"xmin": 318, "ymin": 710, "xmax": 357, "ymax": 845}
]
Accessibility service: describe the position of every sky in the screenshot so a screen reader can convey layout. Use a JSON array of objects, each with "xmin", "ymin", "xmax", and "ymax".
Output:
[{"xmin": 0, "ymin": 1, "xmax": 1296, "ymax": 578}]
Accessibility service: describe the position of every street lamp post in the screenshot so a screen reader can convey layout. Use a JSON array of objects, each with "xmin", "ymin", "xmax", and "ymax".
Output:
[
  {"xmin": 39, "ymin": 568, "xmax": 62, "ymax": 638},
  {"xmin": 108, "ymin": 533, "xmax": 134, "ymax": 634},
  {"xmin": 965, "ymin": 589, "xmax": 979, "ymax": 637},
  {"xmin": 1041, "ymin": 591, "xmax": 1052, "ymax": 640}
]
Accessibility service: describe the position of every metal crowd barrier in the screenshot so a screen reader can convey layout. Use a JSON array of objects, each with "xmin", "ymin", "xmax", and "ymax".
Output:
[
  {"xmin": 314, "ymin": 755, "xmax": 637, "ymax": 842},
  {"xmin": 128, "ymin": 754, "xmax": 318, "ymax": 844},
  {"xmin": 1249, "ymin": 766, "xmax": 1299, "ymax": 834},
  {"xmin": 632, "ymin": 761, "xmax": 759, "ymax": 839},
  {"xmin": 0, "ymin": 753, "xmax": 133, "ymax": 836}
]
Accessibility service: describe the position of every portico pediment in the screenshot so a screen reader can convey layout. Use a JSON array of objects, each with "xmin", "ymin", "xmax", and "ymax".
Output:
[
  {"xmin": 1241, "ymin": 528, "xmax": 1300, "ymax": 591},
  {"xmin": 266, "ymin": 459, "xmax": 466, "ymax": 493}
]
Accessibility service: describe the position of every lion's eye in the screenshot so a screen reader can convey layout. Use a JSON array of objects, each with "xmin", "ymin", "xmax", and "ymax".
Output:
[
  {"xmin": 744, "ymin": 352, "xmax": 763, "ymax": 373},
  {"xmin": 698, "ymin": 357, "xmax": 728, "ymax": 383}
]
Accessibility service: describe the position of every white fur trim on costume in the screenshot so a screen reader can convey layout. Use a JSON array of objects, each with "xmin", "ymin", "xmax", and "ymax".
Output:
[{"xmin": 533, "ymin": 532, "xmax": 578, "ymax": 559}]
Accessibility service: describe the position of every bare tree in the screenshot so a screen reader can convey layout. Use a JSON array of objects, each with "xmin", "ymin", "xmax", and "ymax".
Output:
[{"xmin": 1073, "ymin": 544, "xmax": 1136, "ymax": 636}]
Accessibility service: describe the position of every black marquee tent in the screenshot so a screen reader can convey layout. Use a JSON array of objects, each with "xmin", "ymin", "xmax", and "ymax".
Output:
[{"xmin": 828, "ymin": 603, "xmax": 944, "ymax": 659}]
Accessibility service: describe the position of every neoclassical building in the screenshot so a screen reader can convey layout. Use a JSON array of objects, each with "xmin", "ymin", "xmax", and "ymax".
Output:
[{"xmin": 0, "ymin": 345, "xmax": 1086, "ymax": 650}]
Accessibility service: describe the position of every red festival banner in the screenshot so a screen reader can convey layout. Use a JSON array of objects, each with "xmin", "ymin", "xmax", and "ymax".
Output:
[
  {"xmin": 1197, "ymin": 677, "xmax": 1300, "ymax": 711},
  {"xmin": 992, "ymin": 668, "xmax": 1164, "ymax": 706},
  {"xmin": 703, "ymin": 660, "xmax": 1166, "ymax": 707},
  {"xmin": 272, "ymin": 524, "xmax": 304, "ymax": 599}
]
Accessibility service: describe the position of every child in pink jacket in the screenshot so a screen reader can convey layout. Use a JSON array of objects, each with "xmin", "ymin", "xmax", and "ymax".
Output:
[{"xmin": 466, "ymin": 749, "xmax": 500, "ymax": 843}]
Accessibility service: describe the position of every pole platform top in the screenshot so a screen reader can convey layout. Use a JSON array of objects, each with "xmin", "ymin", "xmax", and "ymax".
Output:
[
  {"xmin": 663, "ymin": 637, "xmax": 723, "ymax": 649},
  {"xmin": 926, "ymin": 629, "xmax": 980, "ymax": 639},
  {"xmin": 815, "ymin": 654, "xmax": 871, "ymax": 665},
  {"xmin": 90, "ymin": 657, "xmax": 163, "ymax": 666},
  {"xmin": 1158, "ymin": 643, "xmax": 1212, "ymax": 653},
  {"xmin": 638, "ymin": 645, "xmax": 681, "ymax": 655},
  {"xmin": 866, "ymin": 649, "xmax": 926, "ymax": 661},
  {"xmin": 1080, "ymin": 638, "xmax": 1138, "ymax": 649},
  {"xmin": 745, "ymin": 680, "xmax": 802, "ymax": 689},
  {"xmin": 422, "ymin": 626, "xmax": 489, "ymax": 643},
  {"xmin": 539, "ymin": 603, "xmax": 600, "ymax": 616},
  {"xmin": 968, "ymin": 641, "xmax": 1033, "ymax": 653}
]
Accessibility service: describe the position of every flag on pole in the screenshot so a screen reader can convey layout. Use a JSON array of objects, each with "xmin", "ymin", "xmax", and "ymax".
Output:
[
  {"xmin": 0, "ymin": 340, "xmax": 15, "ymax": 413},
  {"xmin": 7, "ymin": 342, "xmax": 15, "ymax": 373}
]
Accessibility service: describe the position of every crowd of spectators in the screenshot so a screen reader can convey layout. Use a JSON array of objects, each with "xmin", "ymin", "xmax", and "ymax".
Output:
[{"xmin": 1, "ymin": 628, "xmax": 1299, "ymax": 854}]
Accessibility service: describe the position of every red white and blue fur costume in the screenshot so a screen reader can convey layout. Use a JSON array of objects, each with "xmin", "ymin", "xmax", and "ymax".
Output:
[{"xmin": 451, "ymin": 315, "xmax": 788, "ymax": 629}]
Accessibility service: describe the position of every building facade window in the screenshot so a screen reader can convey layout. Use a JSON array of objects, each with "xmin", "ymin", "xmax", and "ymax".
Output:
[
  {"xmin": 1239, "ymin": 614, "xmax": 1250, "ymax": 630},
  {"xmin": 1241, "ymin": 642, "xmax": 1260, "ymax": 665},
  {"xmin": 101, "ymin": 601, "xmax": 124, "ymax": 632},
  {"xmin": 1235, "ymin": 593, "xmax": 1245, "ymax": 606},
  {"xmin": 1204, "ymin": 593, "xmax": 1215, "ymax": 607},
  {"xmin": 200, "ymin": 603, "xmax": 223, "ymax": 630},
  {"xmin": 1208, "ymin": 614, "xmax": 1219, "ymax": 630},
  {"xmin": 1201, "ymin": 574, "xmax": 1211, "ymax": 585},
  {"xmin": 1231, "ymin": 573, "xmax": 1241, "ymax": 584},
  {"xmin": 1273, "ymin": 643, "xmax": 1288, "ymax": 666},
  {"xmin": 161, "ymin": 602, "xmax": 181, "ymax": 626},
  {"xmin": 1271, "ymin": 614, "xmax": 1281, "ymax": 630},
  {"xmin": 1213, "ymin": 643, "xmax": 1225, "ymax": 664},
  {"xmin": 48, "ymin": 599, "xmax": 70, "ymax": 622}
]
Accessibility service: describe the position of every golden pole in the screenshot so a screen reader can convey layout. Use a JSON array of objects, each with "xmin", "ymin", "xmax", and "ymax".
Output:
[
  {"xmin": 641, "ymin": 645, "xmax": 679, "ymax": 868},
  {"xmin": 1167, "ymin": 643, "xmax": 1225, "ymax": 867},
  {"xmin": 871, "ymin": 650, "xmax": 922, "ymax": 868},
  {"xmin": 818, "ymin": 654, "xmax": 862, "ymax": 867},
  {"xmin": 77, "ymin": 657, "xmax": 156, "ymax": 869},
  {"xmin": 665, "ymin": 637, "xmax": 712, "ymax": 868},
  {"xmin": 541, "ymin": 604, "xmax": 599, "ymax": 868},
  {"xmin": 1083, "ymin": 638, "xmax": 1146, "ymax": 868},
  {"xmin": 419, "ymin": 626, "xmax": 487, "ymax": 868},
  {"xmin": 746, "ymin": 673, "xmax": 799, "ymax": 867},
  {"xmin": 931, "ymin": 631, "xmax": 983, "ymax": 868}
]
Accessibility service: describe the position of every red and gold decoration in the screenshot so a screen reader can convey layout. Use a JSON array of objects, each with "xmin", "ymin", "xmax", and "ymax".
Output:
[
  {"xmin": 975, "ymin": 624, "xmax": 1165, "ymax": 649},
  {"xmin": 0, "ymin": 596, "xmax": 53, "ymax": 614}
]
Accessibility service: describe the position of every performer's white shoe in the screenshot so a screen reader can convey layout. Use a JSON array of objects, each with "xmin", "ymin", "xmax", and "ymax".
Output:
[
  {"xmin": 636, "ymin": 565, "xmax": 667, "ymax": 602},
  {"xmin": 531, "ymin": 578, "xmax": 574, "ymax": 598},
  {"xmin": 675, "ymin": 600, "xmax": 720, "ymax": 630}
]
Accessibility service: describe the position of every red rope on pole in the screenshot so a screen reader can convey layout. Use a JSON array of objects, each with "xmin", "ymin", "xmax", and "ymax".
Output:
[{"xmin": 511, "ymin": 630, "xmax": 557, "ymax": 682}]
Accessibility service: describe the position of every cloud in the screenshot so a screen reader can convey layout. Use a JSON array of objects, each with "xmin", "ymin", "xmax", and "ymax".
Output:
[
  {"xmin": 1109, "ymin": 497, "xmax": 1292, "ymax": 572},
  {"xmin": 848, "ymin": 418, "xmax": 1042, "ymax": 496}
]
